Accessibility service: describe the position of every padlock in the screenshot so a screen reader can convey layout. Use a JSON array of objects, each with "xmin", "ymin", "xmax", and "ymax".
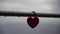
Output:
[{"xmin": 27, "ymin": 16, "xmax": 39, "ymax": 28}]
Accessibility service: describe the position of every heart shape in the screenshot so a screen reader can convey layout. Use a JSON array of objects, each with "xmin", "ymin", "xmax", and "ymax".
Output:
[{"xmin": 27, "ymin": 17, "xmax": 39, "ymax": 28}]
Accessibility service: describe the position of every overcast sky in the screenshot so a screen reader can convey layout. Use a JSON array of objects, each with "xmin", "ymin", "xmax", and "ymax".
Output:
[
  {"xmin": 0, "ymin": 0, "xmax": 60, "ymax": 34},
  {"xmin": 0, "ymin": 0, "xmax": 60, "ymax": 13}
]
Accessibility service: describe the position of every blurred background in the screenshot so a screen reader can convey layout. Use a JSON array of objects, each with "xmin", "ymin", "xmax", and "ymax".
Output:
[{"xmin": 0, "ymin": 0, "xmax": 60, "ymax": 34}]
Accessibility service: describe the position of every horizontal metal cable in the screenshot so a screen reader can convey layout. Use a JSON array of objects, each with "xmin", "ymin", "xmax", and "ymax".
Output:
[{"xmin": 0, "ymin": 11, "xmax": 60, "ymax": 18}]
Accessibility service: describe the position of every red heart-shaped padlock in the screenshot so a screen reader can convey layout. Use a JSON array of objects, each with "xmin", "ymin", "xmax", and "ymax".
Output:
[{"xmin": 27, "ymin": 17, "xmax": 39, "ymax": 28}]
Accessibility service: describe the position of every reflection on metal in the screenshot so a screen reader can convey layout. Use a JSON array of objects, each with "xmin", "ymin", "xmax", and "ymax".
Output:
[{"xmin": 0, "ymin": 11, "xmax": 60, "ymax": 18}]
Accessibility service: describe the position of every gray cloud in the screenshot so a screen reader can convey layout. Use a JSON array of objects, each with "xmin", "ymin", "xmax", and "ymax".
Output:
[
  {"xmin": 49, "ymin": 0, "xmax": 60, "ymax": 13},
  {"xmin": 0, "ymin": 17, "xmax": 60, "ymax": 34},
  {"xmin": 0, "ymin": 0, "xmax": 59, "ymax": 13}
]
